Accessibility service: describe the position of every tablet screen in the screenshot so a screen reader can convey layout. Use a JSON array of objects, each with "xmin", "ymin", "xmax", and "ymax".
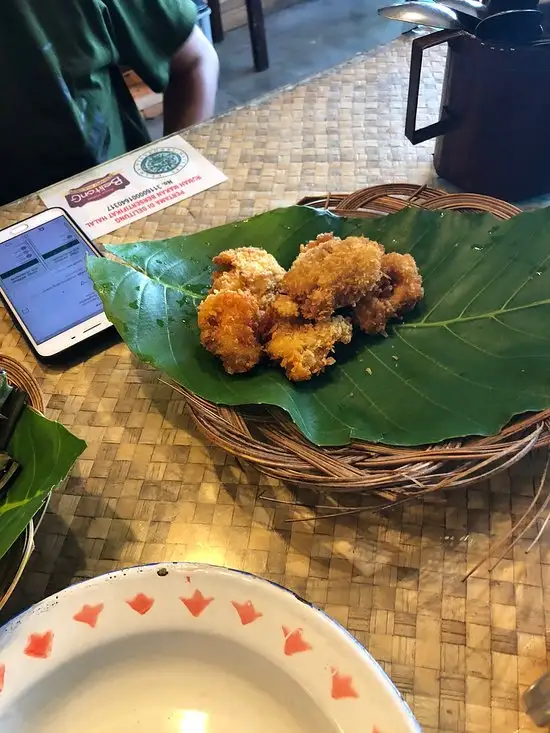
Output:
[{"xmin": 0, "ymin": 214, "xmax": 104, "ymax": 344}]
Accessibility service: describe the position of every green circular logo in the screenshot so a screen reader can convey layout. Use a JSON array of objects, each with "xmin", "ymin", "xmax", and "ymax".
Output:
[{"xmin": 134, "ymin": 147, "xmax": 189, "ymax": 179}]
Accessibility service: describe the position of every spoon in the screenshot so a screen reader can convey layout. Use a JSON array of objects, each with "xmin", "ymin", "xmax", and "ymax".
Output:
[
  {"xmin": 437, "ymin": 0, "xmax": 486, "ymax": 18},
  {"xmin": 378, "ymin": 1, "xmax": 463, "ymax": 28},
  {"xmin": 455, "ymin": 9, "xmax": 481, "ymax": 30}
]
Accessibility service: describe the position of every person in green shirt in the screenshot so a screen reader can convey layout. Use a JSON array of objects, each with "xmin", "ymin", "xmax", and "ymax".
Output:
[{"xmin": 1, "ymin": 0, "xmax": 219, "ymax": 206}]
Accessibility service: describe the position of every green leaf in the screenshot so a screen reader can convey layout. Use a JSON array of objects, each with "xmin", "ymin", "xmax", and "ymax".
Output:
[
  {"xmin": 0, "ymin": 408, "xmax": 86, "ymax": 560},
  {"xmin": 88, "ymin": 205, "xmax": 550, "ymax": 447}
]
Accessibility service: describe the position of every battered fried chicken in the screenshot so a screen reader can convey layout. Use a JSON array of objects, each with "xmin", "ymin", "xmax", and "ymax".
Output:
[
  {"xmin": 354, "ymin": 252, "xmax": 424, "ymax": 336},
  {"xmin": 211, "ymin": 247, "xmax": 285, "ymax": 306},
  {"xmin": 257, "ymin": 293, "xmax": 300, "ymax": 340},
  {"xmin": 281, "ymin": 234, "xmax": 384, "ymax": 320},
  {"xmin": 265, "ymin": 316, "xmax": 353, "ymax": 381},
  {"xmin": 300, "ymin": 231, "xmax": 336, "ymax": 252},
  {"xmin": 198, "ymin": 237, "xmax": 424, "ymax": 381},
  {"xmin": 270, "ymin": 293, "xmax": 300, "ymax": 319},
  {"xmin": 198, "ymin": 290, "xmax": 263, "ymax": 374}
]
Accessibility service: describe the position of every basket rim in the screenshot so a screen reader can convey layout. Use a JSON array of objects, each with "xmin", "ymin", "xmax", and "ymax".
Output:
[{"xmin": 0, "ymin": 354, "xmax": 44, "ymax": 413}]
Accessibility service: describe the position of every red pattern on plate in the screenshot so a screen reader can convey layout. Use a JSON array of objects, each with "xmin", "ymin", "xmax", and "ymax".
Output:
[
  {"xmin": 0, "ymin": 664, "xmax": 4, "ymax": 693},
  {"xmin": 330, "ymin": 668, "xmax": 359, "ymax": 699},
  {"xmin": 11, "ymin": 587, "xmax": 361, "ymax": 709},
  {"xmin": 24, "ymin": 631, "xmax": 54, "ymax": 659},
  {"xmin": 126, "ymin": 593, "xmax": 155, "ymax": 615},
  {"xmin": 73, "ymin": 603, "xmax": 104, "ymax": 628},
  {"xmin": 180, "ymin": 589, "xmax": 214, "ymax": 617},
  {"xmin": 282, "ymin": 626, "xmax": 312, "ymax": 655},
  {"xmin": 232, "ymin": 600, "xmax": 263, "ymax": 625}
]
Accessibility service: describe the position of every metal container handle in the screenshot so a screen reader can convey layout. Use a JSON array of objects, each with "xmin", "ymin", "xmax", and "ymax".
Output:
[{"xmin": 405, "ymin": 29, "xmax": 465, "ymax": 145}]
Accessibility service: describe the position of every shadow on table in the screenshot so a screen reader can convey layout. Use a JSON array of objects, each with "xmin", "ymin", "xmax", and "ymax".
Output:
[
  {"xmin": 38, "ymin": 326, "xmax": 121, "ymax": 370},
  {"xmin": 0, "ymin": 496, "xmax": 135, "ymax": 626}
]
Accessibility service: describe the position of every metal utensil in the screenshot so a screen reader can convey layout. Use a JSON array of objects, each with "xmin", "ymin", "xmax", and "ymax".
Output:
[
  {"xmin": 455, "ymin": 9, "xmax": 480, "ymax": 31},
  {"xmin": 378, "ymin": 1, "xmax": 463, "ymax": 29},
  {"xmin": 475, "ymin": 8, "xmax": 544, "ymax": 42},
  {"xmin": 437, "ymin": 0, "xmax": 486, "ymax": 18}
]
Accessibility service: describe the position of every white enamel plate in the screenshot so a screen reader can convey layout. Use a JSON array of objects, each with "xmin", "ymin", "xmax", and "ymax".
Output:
[{"xmin": 0, "ymin": 563, "xmax": 420, "ymax": 733}]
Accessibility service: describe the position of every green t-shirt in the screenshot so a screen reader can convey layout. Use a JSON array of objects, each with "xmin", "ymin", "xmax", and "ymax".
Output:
[{"xmin": 1, "ymin": 0, "xmax": 197, "ymax": 206}]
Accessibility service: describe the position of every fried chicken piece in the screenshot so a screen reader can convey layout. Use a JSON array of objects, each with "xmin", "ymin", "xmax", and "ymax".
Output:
[
  {"xmin": 258, "ymin": 293, "xmax": 301, "ymax": 340},
  {"xmin": 198, "ymin": 290, "xmax": 262, "ymax": 374},
  {"xmin": 265, "ymin": 316, "xmax": 353, "ymax": 381},
  {"xmin": 270, "ymin": 293, "xmax": 300, "ymax": 319},
  {"xmin": 281, "ymin": 234, "xmax": 384, "ymax": 320},
  {"xmin": 354, "ymin": 252, "xmax": 424, "ymax": 336},
  {"xmin": 300, "ymin": 231, "xmax": 337, "ymax": 252},
  {"xmin": 211, "ymin": 247, "xmax": 285, "ymax": 306}
]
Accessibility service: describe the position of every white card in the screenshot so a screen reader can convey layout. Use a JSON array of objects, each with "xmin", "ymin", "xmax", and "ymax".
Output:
[{"xmin": 40, "ymin": 135, "xmax": 227, "ymax": 239}]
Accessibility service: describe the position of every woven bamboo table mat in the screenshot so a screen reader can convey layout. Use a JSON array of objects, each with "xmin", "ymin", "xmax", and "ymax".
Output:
[{"xmin": 0, "ymin": 37, "xmax": 548, "ymax": 733}]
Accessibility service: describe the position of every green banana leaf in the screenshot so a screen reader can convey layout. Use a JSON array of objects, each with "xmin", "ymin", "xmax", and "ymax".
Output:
[
  {"xmin": 0, "ymin": 408, "xmax": 86, "ymax": 560},
  {"xmin": 88, "ymin": 205, "xmax": 550, "ymax": 447}
]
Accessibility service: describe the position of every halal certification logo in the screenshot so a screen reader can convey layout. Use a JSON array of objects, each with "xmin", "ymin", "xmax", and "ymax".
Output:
[{"xmin": 134, "ymin": 147, "xmax": 189, "ymax": 179}]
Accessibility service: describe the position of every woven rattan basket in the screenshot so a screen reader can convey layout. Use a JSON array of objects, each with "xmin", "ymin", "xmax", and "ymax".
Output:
[
  {"xmin": 178, "ymin": 184, "xmax": 550, "ymax": 506},
  {"xmin": 0, "ymin": 355, "xmax": 45, "ymax": 611}
]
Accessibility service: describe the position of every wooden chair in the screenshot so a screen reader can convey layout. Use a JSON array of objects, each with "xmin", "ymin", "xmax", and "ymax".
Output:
[{"xmin": 209, "ymin": 0, "xmax": 269, "ymax": 71}]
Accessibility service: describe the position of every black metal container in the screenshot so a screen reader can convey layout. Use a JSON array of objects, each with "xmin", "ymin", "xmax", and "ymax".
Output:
[{"xmin": 405, "ymin": 30, "xmax": 550, "ymax": 201}]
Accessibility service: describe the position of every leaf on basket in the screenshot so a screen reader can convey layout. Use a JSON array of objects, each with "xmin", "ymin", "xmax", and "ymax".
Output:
[
  {"xmin": 88, "ymin": 204, "xmax": 550, "ymax": 447},
  {"xmin": 0, "ymin": 408, "xmax": 86, "ymax": 561}
]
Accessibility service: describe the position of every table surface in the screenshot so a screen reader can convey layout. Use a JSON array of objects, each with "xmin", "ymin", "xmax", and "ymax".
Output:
[{"xmin": 1, "ymin": 37, "xmax": 548, "ymax": 733}]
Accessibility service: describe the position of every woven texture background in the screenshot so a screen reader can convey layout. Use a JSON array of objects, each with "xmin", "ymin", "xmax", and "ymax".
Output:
[{"xmin": 0, "ymin": 37, "xmax": 548, "ymax": 733}]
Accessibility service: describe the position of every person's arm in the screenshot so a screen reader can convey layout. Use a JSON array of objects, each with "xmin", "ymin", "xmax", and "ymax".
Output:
[
  {"xmin": 163, "ymin": 26, "xmax": 219, "ymax": 133},
  {"xmin": 105, "ymin": 0, "xmax": 219, "ymax": 130}
]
